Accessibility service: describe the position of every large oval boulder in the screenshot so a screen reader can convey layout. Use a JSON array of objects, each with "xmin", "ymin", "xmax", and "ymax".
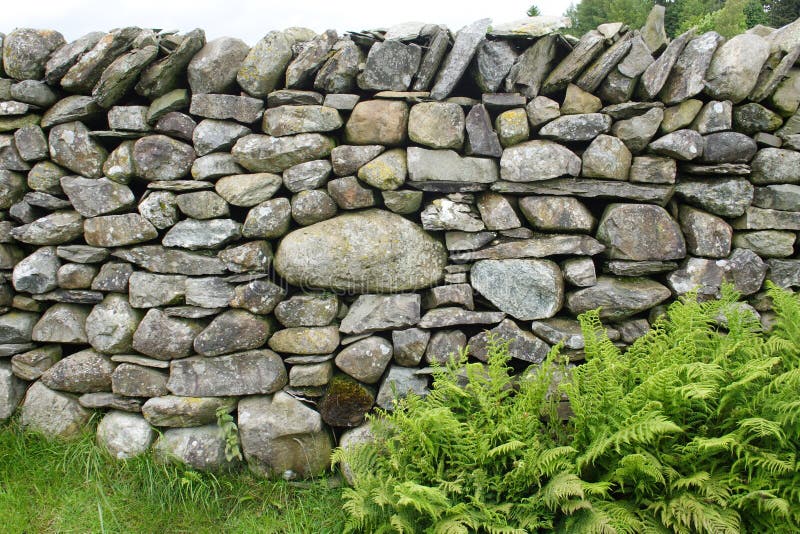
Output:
[{"xmin": 274, "ymin": 209, "xmax": 446, "ymax": 293}]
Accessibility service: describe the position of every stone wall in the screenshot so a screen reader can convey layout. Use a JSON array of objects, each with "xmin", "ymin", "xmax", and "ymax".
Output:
[{"xmin": 2, "ymin": 9, "xmax": 800, "ymax": 474}]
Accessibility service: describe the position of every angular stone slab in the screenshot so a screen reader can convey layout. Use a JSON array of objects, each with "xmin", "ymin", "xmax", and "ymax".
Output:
[
  {"xmin": 566, "ymin": 276, "xmax": 672, "ymax": 320},
  {"xmin": 340, "ymin": 293, "xmax": 421, "ymax": 335},
  {"xmin": 167, "ymin": 350, "xmax": 287, "ymax": 397},
  {"xmin": 596, "ymin": 204, "xmax": 686, "ymax": 261},
  {"xmin": 470, "ymin": 259, "xmax": 564, "ymax": 321},
  {"xmin": 430, "ymin": 19, "xmax": 491, "ymax": 100}
]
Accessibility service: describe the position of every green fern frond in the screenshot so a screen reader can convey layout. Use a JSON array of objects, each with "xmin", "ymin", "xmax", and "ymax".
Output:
[
  {"xmin": 541, "ymin": 471, "xmax": 585, "ymax": 510},
  {"xmin": 393, "ymin": 481, "xmax": 450, "ymax": 518},
  {"xmin": 487, "ymin": 440, "xmax": 526, "ymax": 458},
  {"xmin": 579, "ymin": 411, "xmax": 682, "ymax": 469},
  {"xmin": 738, "ymin": 417, "xmax": 786, "ymax": 444}
]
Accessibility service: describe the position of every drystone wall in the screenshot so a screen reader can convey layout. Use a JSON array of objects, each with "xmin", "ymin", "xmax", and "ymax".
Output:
[{"xmin": 2, "ymin": 8, "xmax": 800, "ymax": 476}]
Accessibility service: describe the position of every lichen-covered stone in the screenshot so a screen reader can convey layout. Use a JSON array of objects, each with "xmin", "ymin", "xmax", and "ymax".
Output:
[
  {"xmin": 48, "ymin": 122, "xmax": 107, "ymax": 178},
  {"xmin": 596, "ymin": 204, "xmax": 686, "ymax": 261},
  {"xmin": 470, "ymin": 259, "xmax": 563, "ymax": 321},
  {"xmin": 168, "ymin": 350, "xmax": 287, "ymax": 397}
]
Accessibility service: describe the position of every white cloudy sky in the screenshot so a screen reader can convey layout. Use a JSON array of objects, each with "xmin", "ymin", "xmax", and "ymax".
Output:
[{"xmin": 2, "ymin": 0, "xmax": 574, "ymax": 44}]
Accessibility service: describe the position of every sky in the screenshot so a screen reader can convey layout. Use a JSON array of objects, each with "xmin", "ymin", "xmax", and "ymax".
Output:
[{"xmin": 2, "ymin": 0, "xmax": 574, "ymax": 44}]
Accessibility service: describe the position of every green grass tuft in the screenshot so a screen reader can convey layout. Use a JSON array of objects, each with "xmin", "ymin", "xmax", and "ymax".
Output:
[{"xmin": 0, "ymin": 418, "xmax": 346, "ymax": 533}]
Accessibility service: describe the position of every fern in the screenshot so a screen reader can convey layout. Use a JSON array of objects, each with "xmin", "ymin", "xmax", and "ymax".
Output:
[{"xmin": 336, "ymin": 285, "xmax": 800, "ymax": 533}]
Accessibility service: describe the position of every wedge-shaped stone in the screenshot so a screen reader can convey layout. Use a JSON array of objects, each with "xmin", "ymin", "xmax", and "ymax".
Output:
[
  {"xmin": 675, "ymin": 178, "xmax": 753, "ymax": 218},
  {"xmin": 538, "ymin": 113, "xmax": 611, "ymax": 142},
  {"xmin": 112, "ymin": 246, "xmax": 226, "ymax": 275},
  {"xmin": 60, "ymin": 176, "xmax": 135, "ymax": 218},
  {"xmin": 566, "ymin": 276, "xmax": 672, "ymax": 320},
  {"xmin": 430, "ymin": 18, "xmax": 491, "ymax": 100},
  {"xmin": 407, "ymin": 147, "xmax": 498, "ymax": 187},
  {"xmin": 450, "ymin": 235, "xmax": 605, "ymax": 262},
  {"xmin": 193, "ymin": 310, "xmax": 274, "ymax": 357},
  {"xmin": 40, "ymin": 348, "xmax": 114, "ymax": 393},
  {"xmin": 339, "ymin": 294, "xmax": 421, "ymax": 335}
]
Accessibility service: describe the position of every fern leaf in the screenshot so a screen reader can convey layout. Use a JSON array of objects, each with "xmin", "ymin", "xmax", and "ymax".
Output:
[{"xmin": 487, "ymin": 440, "xmax": 526, "ymax": 458}]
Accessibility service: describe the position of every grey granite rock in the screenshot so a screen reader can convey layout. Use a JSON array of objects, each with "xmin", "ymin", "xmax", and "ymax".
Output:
[
  {"xmin": 232, "ymin": 133, "xmax": 335, "ymax": 173},
  {"xmin": 519, "ymin": 196, "xmax": 595, "ymax": 233},
  {"xmin": 470, "ymin": 259, "xmax": 563, "ymax": 321},
  {"xmin": 597, "ymin": 203, "xmax": 686, "ymax": 261},
  {"xmin": 539, "ymin": 113, "xmax": 611, "ymax": 142},
  {"xmin": 85, "ymin": 294, "xmax": 141, "ymax": 354},
  {"xmin": 187, "ymin": 37, "xmax": 249, "ymax": 94},
  {"xmin": 359, "ymin": 40, "xmax": 421, "ymax": 92},
  {"xmin": 286, "ymin": 30, "xmax": 338, "ymax": 89},
  {"xmin": 237, "ymin": 31, "xmax": 293, "ymax": 97},
  {"xmin": 340, "ymin": 293, "xmax": 420, "ymax": 335},
  {"xmin": 12, "ymin": 247, "xmax": 60, "ymax": 294},
  {"xmin": 500, "ymin": 140, "xmax": 580, "ymax": 182},
  {"xmin": 663, "ymin": 32, "xmax": 724, "ymax": 104},
  {"xmin": 541, "ymin": 31, "xmax": 605, "ymax": 95},
  {"xmin": 21, "ymin": 381, "xmax": 90, "ymax": 439},
  {"xmin": 242, "ymin": 198, "xmax": 292, "ymax": 239},
  {"xmin": 168, "ymin": 350, "xmax": 287, "ymax": 397},
  {"xmin": 131, "ymin": 308, "xmax": 202, "ymax": 360},
  {"xmin": 40, "ymin": 348, "xmax": 114, "ymax": 393},
  {"xmin": 705, "ymin": 33, "xmax": 770, "ymax": 103},
  {"xmin": 48, "ymin": 122, "xmax": 107, "ymax": 178},
  {"xmin": 3, "ymin": 28, "xmax": 66, "ymax": 80},
  {"xmin": 676, "ymin": 178, "xmax": 753, "ymax": 217}
]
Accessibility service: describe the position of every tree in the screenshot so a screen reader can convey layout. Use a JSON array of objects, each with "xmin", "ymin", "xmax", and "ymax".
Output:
[
  {"xmin": 566, "ymin": 0, "xmax": 656, "ymax": 35},
  {"xmin": 766, "ymin": 0, "xmax": 800, "ymax": 27},
  {"xmin": 528, "ymin": 4, "xmax": 542, "ymax": 16}
]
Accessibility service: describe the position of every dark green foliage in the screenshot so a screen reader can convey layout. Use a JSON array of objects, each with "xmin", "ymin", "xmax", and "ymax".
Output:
[
  {"xmin": 528, "ymin": 4, "xmax": 542, "ymax": 16},
  {"xmin": 336, "ymin": 284, "xmax": 800, "ymax": 533},
  {"xmin": 568, "ymin": 0, "xmax": 796, "ymax": 38},
  {"xmin": 768, "ymin": 0, "xmax": 800, "ymax": 26},
  {"xmin": 567, "ymin": 0, "xmax": 657, "ymax": 35}
]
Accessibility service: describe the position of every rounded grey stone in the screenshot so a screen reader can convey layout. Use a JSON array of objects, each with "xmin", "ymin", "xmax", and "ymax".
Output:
[
  {"xmin": 274, "ymin": 209, "xmax": 446, "ymax": 293},
  {"xmin": 96, "ymin": 411, "xmax": 155, "ymax": 459}
]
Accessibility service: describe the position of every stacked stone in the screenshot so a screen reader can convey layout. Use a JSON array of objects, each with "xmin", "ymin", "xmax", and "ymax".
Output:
[{"xmin": 2, "ymin": 10, "xmax": 800, "ymax": 476}]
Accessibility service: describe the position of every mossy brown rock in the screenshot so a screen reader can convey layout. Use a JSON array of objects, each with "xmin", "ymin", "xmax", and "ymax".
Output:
[
  {"xmin": 274, "ymin": 209, "xmax": 446, "ymax": 293},
  {"xmin": 319, "ymin": 374, "xmax": 375, "ymax": 427}
]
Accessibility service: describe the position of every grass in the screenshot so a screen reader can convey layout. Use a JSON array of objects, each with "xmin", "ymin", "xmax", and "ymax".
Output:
[{"xmin": 0, "ymin": 417, "xmax": 347, "ymax": 533}]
